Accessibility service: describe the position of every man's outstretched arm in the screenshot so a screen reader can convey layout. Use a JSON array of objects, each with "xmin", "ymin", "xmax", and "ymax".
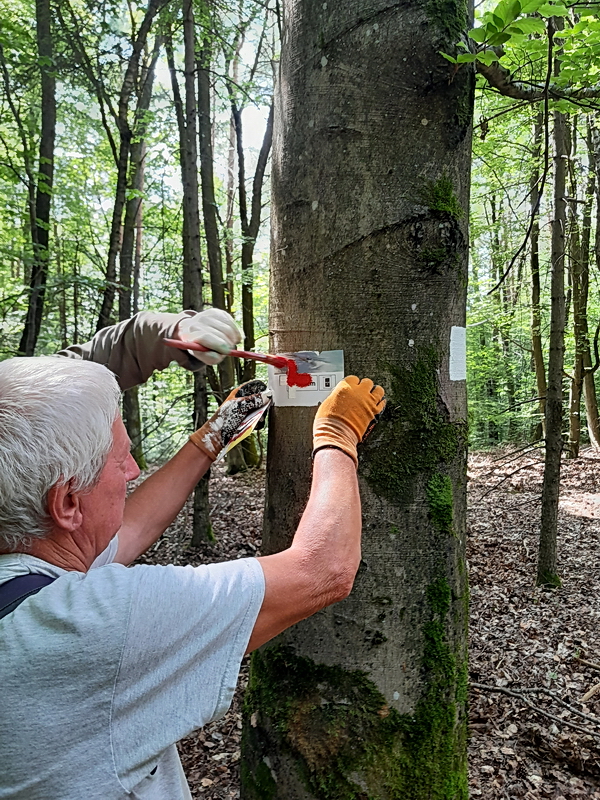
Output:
[{"xmin": 57, "ymin": 309, "xmax": 241, "ymax": 390}]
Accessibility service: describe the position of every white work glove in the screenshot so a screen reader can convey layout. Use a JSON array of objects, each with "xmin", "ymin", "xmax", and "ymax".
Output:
[{"xmin": 177, "ymin": 308, "xmax": 242, "ymax": 365}]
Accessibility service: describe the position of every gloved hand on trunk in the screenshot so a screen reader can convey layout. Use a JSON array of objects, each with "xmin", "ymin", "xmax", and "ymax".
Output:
[{"xmin": 313, "ymin": 375, "xmax": 385, "ymax": 467}]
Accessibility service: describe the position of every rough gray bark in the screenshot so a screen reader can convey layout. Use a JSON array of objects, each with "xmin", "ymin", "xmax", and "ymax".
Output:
[
  {"xmin": 18, "ymin": 0, "xmax": 56, "ymax": 356},
  {"xmin": 241, "ymin": 0, "xmax": 473, "ymax": 796},
  {"xmin": 537, "ymin": 106, "xmax": 567, "ymax": 588}
]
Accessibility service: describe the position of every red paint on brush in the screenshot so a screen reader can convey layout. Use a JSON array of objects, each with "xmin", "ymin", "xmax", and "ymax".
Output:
[{"xmin": 285, "ymin": 359, "xmax": 312, "ymax": 387}]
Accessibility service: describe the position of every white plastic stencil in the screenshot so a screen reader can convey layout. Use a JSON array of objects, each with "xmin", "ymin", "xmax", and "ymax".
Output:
[
  {"xmin": 449, "ymin": 326, "xmax": 467, "ymax": 381},
  {"xmin": 268, "ymin": 350, "xmax": 345, "ymax": 407}
]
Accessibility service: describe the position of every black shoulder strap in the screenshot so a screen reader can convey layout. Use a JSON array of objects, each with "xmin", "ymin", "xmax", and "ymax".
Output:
[{"xmin": 0, "ymin": 574, "xmax": 56, "ymax": 620}]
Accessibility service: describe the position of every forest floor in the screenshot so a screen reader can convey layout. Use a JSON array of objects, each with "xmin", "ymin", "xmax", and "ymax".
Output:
[{"xmin": 138, "ymin": 447, "xmax": 600, "ymax": 799}]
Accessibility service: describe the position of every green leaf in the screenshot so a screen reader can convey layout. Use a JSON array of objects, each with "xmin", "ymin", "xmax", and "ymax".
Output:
[
  {"xmin": 440, "ymin": 51, "xmax": 457, "ymax": 63},
  {"xmin": 456, "ymin": 40, "xmax": 469, "ymax": 49},
  {"xmin": 508, "ymin": 17, "xmax": 546, "ymax": 33},
  {"xmin": 488, "ymin": 31, "xmax": 512, "ymax": 44},
  {"xmin": 456, "ymin": 52, "xmax": 478, "ymax": 62},
  {"xmin": 492, "ymin": 13, "xmax": 505, "ymax": 28},
  {"xmin": 476, "ymin": 50, "xmax": 500, "ymax": 64},
  {"xmin": 469, "ymin": 26, "xmax": 489, "ymax": 42},
  {"xmin": 536, "ymin": 2, "xmax": 568, "ymax": 15},
  {"xmin": 520, "ymin": 0, "xmax": 544, "ymax": 11}
]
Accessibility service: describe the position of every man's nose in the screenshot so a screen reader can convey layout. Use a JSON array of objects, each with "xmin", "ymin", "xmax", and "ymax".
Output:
[{"xmin": 126, "ymin": 453, "xmax": 141, "ymax": 482}]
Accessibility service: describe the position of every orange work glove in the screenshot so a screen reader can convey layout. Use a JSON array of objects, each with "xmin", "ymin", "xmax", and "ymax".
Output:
[
  {"xmin": 190, "ymin": 379, "xmax": 271, "ymax": 461},
  {"xmin": 313, "ymin": 375, "xmax": 386, "ymax": 467}
]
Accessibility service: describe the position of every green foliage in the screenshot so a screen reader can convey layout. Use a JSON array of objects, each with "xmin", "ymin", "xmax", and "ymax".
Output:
[{"xmin": 0, "ymin": 0, "xmax": 273, "ymax": 464}]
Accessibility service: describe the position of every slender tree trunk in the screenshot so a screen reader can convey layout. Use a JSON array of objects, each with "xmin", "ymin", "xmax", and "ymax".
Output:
[
  {"xmin": 96, "ymin": 0, "xmax": 169, "ymax": 331},
  {"xmin": 567, "ymin": 121, "xmax": 585, "ymax": 459},
  {"xmin": 531, "ymin": 112, "xmax": 547, "ymax": 438},
  {"xmin": 18, "ymin": 0, "xmax": 56, "ymax": 356},
  {"xmin": 232, "ymin": 102, "xmax": 274, "ymax": 384},
  {"xmin": 584, "ymin": 120, "xmax": 600, "ymax": 448},
  {"xmin": 197, "ymin": 45, "xmax": 247, "ymax": 475},
  {"xmin": 55, "ymin": 223, "xmax": 68, "ymax": 349},
  {"xmin": 230, "ymin": 101, "xmax": 274, "ymax": 470},
  {"xmin": 168, "ymin": 6, "xmax": 211, "ymax": 544},
  {"xmin": 537, "ymin": 103, "xmax": 567, "ymax": 587},
  {"xmin": 119, "ymin": 38, "xmax": 161, "ymax": 469},
  {"xmin": 241, "ymin": 0, "xmax": 473, "ymax": 795}
]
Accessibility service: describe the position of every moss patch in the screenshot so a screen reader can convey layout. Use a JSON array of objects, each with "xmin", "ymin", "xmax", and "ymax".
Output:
[
  {"xmin": 240, "ymin": 757, "xmax": 277, "ymax": 800},
  {"xmin": 421, "ymin": 175, "xmax": 463, "ymax": 220},
  {"xmin": 365, "ymin": 349, "xmax": 465, "ymax": 505},
  {"xmin": 426, "ymin": 474, "xmax": 454, "ymax": 535},
  {"xmin": 426, "ymin": 0, "xmax": 469, "ymax": 44},
  {"xmin": 243, "ymin": 580, "xmax": 468, "ymax": 799},
  {"xmin": 537, "ymin": 570, "xmax": 562, "ymax": 588}
]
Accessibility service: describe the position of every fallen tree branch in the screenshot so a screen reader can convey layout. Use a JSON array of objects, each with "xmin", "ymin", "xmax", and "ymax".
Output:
[
  {"xmin": 575, "ymin": 656, "xmax": 600, "ymax": 672},
  {"xmin": 472, "ymin": 682, "xmax": 600, "ymax": 738}
]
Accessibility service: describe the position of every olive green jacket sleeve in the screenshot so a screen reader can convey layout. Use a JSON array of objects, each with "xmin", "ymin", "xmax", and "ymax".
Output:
[{"xmin": 56, "ymin": 311, "xmax": 201, "ymax": 391}]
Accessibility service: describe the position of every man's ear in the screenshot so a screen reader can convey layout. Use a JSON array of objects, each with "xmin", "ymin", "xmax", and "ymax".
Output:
[{"xmin": 46, "ymin": 481, "xmax": 83, "ymax": 532}]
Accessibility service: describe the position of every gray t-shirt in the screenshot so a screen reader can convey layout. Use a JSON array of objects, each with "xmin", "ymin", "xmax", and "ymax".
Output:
[{"xmin": 0, "ymin": 554, "xmax": 265, "ymax": 799}]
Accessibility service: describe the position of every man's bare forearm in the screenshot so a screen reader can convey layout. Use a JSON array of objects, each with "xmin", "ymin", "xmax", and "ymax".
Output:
[
  {"xmin": 116, "ymin": 442, "xmax": 212, "ymax": 564},
  {"xmin": 247, "ymin": 448, "xmax": 361, "ymax": 652}
]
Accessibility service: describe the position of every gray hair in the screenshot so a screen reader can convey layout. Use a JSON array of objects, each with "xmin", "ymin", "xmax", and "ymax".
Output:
[{"xmin": 0, "ymin": 356, "xmax": 121, "ymax": 551}]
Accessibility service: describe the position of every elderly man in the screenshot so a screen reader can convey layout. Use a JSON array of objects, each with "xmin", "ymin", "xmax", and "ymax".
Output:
[{"xmin": 0, "ymin": 352, "xmax": 385, "ymax": 799}]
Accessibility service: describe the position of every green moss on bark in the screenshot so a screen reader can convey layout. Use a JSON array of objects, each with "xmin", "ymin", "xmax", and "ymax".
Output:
[
  {"xmin": 240, "ymin": 758, "xmax": 277, "ymax": 799},
  {"xmin": 426, "ymin": 474, "xmax": 454, "ymax": 535},
  {"xmin": 537, "ymin": 570, "xmax": 562, "ymax": 588},
  {"xmin": 243, "ymin": 580, "xmax": 468, "ymax": 800},
  {"xmin": 421, "ymin": 175, "xmax": 463, "ymax": 220},
  {"xmin": 365, "ymin": 350, "xmax": 464, "ymax": 505},
  {"xmin": 426, "ymin": 0, "xmax": 468, "ymax": 43}
]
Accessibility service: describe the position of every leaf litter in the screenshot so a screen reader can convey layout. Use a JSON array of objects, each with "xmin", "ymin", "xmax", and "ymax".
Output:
[{"xmin": 136, "ymin": 448, "xmax": 600, "ymax": 798}]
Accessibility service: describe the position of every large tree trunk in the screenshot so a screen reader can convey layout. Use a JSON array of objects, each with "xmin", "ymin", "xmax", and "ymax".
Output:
[
  {"xmin": 18, "ymin": 0, "xmax": 56, "ymax": 356},
  {"xmin": 537, "ymin": 106, "xmax": 567, "ymax": 588},
  {"xmin": 241, "ymin": 0, "xmax": 473, "ymax": 796}
]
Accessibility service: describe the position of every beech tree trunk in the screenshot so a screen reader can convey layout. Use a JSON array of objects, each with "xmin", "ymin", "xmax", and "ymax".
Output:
[
  {"xmin": 19, "ymin": 0, "xmax": 56, "ymax": 356},
  {"xmin": 537, "ymin": 106, "xmax": 567, "ymax": 588},
  {"xmin": 241, "ymin": 1, "xmax": 473, "ymax": 796}
]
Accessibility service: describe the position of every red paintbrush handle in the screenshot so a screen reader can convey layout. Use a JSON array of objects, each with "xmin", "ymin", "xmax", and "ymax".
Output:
[{"xmin": 163, "ymin": 338, "xmax": 288, "ymax": 369}]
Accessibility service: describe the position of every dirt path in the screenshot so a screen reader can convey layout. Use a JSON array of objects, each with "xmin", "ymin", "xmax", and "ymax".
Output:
[{"xmin": 140, "ymin": 450, "xmax": 600, "ymax": 798}]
